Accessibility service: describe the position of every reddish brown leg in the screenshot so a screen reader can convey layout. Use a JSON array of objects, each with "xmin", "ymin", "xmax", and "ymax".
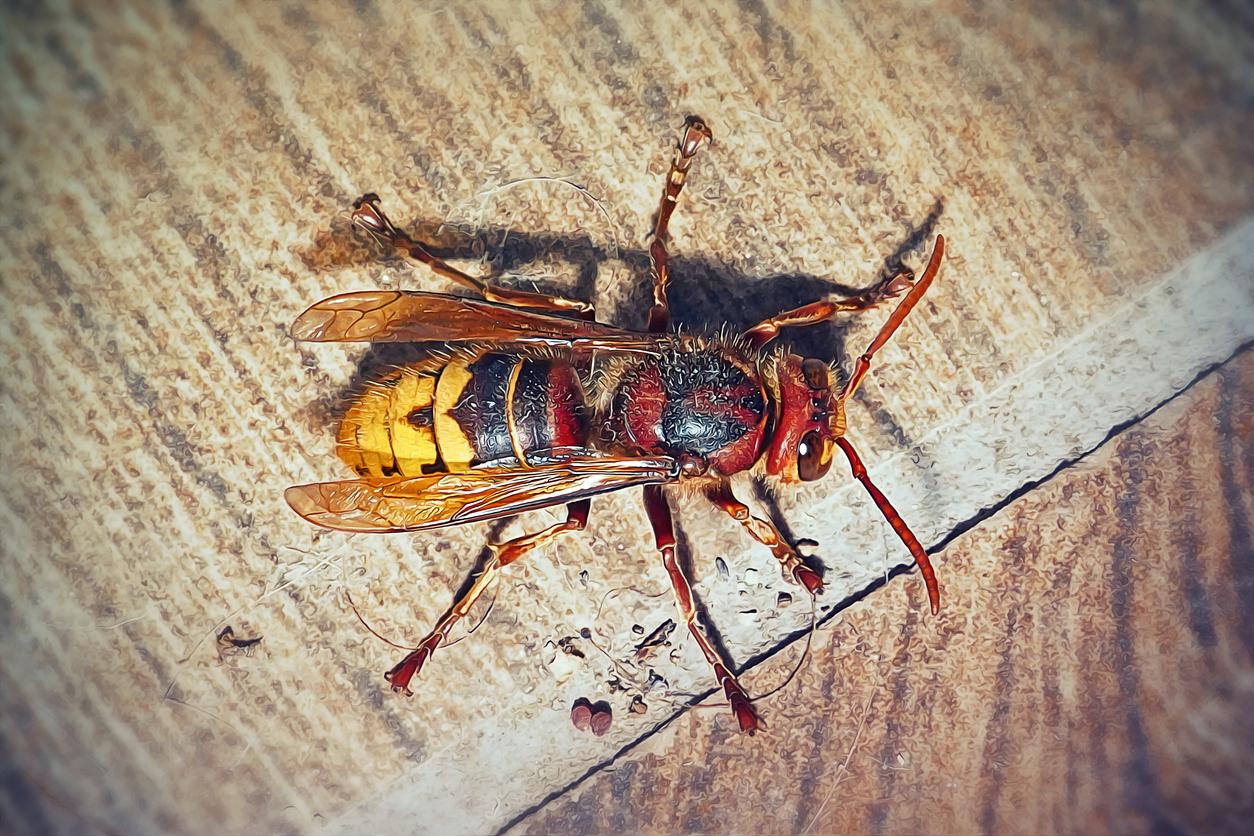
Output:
[
  {"xmin": 643, "ymin": 485, "xmax": 760, "ymax": 733},
  {"xmin": 351, "ymin": 193, "xmax": 596, "ymax": 320},
  {"xmin": 646, "ymin": 117, "xmax": 712, "ymax": 333},
  {"xmin": 743, "ymin": 267, "xmax": 918, "ymax": 348},
  {"xmin": 385, "ymin": 500, "xmax": 590, "ymax": 694},
  {"xmin": 706, "ymin": 480, "xmax": 822, "ymax": 594}
]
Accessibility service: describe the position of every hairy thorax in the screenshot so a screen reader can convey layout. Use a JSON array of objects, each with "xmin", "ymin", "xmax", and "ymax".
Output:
[{"xmin": 598, "ymin": 338, "xmax": 768, "ymax": 477}]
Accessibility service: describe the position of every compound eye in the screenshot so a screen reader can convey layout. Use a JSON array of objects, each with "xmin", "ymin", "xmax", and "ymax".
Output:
[
  {"xmin": 801, "ymin": 358, "xmax": 831, "ymax": 390},
  {"xmin": 797, "ymin": 430, "xmax": 832, "ymax": 481}
]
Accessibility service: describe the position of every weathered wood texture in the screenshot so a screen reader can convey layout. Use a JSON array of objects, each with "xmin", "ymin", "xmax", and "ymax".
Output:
[
  {"xmin": 517, "ymin": 351, "xmax": 1254, "ymax": 836},
  {"xmin": 0, "ymin": 1, "xmax": 1252, "ymax": 834}
]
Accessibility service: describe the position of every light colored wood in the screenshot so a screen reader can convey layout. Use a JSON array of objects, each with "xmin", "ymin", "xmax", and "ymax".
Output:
[{"xmin": 0, "ymin": 1, "xmax": 1251, "ymax": 834}]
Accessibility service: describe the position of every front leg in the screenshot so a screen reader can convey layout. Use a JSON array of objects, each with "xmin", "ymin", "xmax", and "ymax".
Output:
[
  {"xmin": 706, "ymin": 480, "xmax": 822, "ymax": 595},
  {"xmin": 743, "ymin": 267, "xmax": 917, "ymax": 348}
]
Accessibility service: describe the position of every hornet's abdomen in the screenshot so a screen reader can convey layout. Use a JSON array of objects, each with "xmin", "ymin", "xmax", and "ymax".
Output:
[
  {"xmin": 337, "ymin": 350, "xmax": 588, "ymax": 478},
  {"xmin": 604, "ymin": 345, "xmax": 767, "ymax": 476}
]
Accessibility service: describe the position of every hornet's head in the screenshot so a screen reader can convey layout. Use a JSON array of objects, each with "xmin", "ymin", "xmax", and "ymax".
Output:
[{"xmin": 762, "ymin": 354, "xmax": 846, "ymax": 484}]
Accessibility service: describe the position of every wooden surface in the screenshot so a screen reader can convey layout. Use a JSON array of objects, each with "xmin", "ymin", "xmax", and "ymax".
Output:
[{"xmin": 1, "ymin": 1, "xmax": 1252, "ymax": 834}]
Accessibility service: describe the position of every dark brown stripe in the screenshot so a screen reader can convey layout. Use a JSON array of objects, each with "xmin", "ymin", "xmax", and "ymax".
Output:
[
  {"xmin": 166, "ymin": 3, "xmax": 321, "ymax": 178},
  {"xmin": 1174, "ymin": 459, "xmax": 1218, "ymax": 648},
  {"xmin": 867, "ymin": 601, "xmax": 919, "ymax": 833},
  {"xmin": 1216, "ymin": 367, "xmax": 1254, "ymax": 654},
  {"xmin": 977, "ymin": 537, "xmax": 1023, "ymax": 835},
  {"xmin": 1110, "ymin": 432, "xmax": 1172, "ymax": 833}
]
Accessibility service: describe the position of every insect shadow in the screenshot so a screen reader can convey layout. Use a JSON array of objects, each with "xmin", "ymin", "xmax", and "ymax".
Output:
[{"xmin": 296, "ymin": 198, "xmax": 944, "ymax": 663}]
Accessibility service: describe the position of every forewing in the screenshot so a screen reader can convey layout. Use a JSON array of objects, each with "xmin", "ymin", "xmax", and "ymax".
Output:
[
  {"xmin": 291, "ymin": 290, "xmax": 653, "ymax": 349},
  {"xmin": 285, "ymin": 453, "xmax": 679, "ymax": 533}
]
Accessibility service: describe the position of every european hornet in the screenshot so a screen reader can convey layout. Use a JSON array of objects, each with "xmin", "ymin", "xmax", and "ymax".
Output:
[{"xmin": 287, "ymin": 117, "xmax": 944, "ymax": 734}]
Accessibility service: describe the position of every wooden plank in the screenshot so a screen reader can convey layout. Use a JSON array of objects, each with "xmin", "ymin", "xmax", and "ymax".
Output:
[
  {"xmin": 514, "ymin": 349, "xmax": 1254, "ymax": 836},
  {"xmin": 0, "ymin": 1, "xmax": 1251, "ymax": 833}
]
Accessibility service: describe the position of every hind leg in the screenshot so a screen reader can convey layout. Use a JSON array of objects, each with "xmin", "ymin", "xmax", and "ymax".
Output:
[
  {"xmin": 385, "ymin": 500, "xmax": 591, "ymax": 694},
  {"xmin": 352, "ymin": 193, "xmax": 596, "ymax": 320}
]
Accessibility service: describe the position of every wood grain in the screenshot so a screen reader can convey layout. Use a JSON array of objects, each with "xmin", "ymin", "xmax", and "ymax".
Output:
[{"xmin": 0, "ymin": 1, "xmax": 1251, "ymax": 834}]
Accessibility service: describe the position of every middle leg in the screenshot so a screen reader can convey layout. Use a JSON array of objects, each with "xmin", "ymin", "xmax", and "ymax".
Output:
[
  {"xmin": 351, "ymin": 193, "xmax": 596, "ymax": 320},
  {"xmin": 384, "ymin": 500, "xmax": 590, "ymax": 695},
  {"xmin": 706, "ymin": 479, "xmax": 822, "ymax": 594},
  {"xmin": 642, "ymin": 485, "xmax": 760, "ymax": 733}
]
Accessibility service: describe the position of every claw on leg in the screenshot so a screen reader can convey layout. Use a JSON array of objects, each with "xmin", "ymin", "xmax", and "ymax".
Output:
[
  {"xmin": 881, "ymin": 269, "xmax": 916, "ymax": 298},
  {"xmin": 715, "ymin": 662, "xmax": 761, "ymax": 734},
  {"xmin": 384, "ymin": 635, "xmax": 442, "ymax": 696},
  {"xmin": 792, "ymin": 563, "xmax": 824, "ymax": 595}
]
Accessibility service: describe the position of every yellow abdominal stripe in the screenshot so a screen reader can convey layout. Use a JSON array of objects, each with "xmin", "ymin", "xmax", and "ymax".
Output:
[
  {"xmin": 337, "ymin": 367, "xmax": 440, "ymax": 478},
  {"xmin": 388, "ymin": 370, "xmax": 439, "ymax": 474},
  {"xmin": 433, "ymin": 357, "xmax": 476, "ymax": 471}
]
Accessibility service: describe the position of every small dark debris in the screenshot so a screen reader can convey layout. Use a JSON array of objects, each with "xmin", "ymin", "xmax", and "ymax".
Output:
[
  {"xmin": 777, "ymin": 591, "xmax": 793, "ymax": 608},
  {"xmin": 629, "ymin": 695, "xmax": 647, "ymax": 715},
  {"xmin": 633, "ymin": 619, "xmax": 676, "ymax": 661},
  {"xmin": 606, "ymin": 677, "xmax": 631, "ymax": 694},
  {"xmin": 715, "ymin": 556, "xmax": 729, "ymax": 579},
  {"xmin": 217, "ymin": 626, "xmax": 262, "ymax": 656},
  {"xmin": 557, "ymin": 636, "xmax": 585, "ymax": 659},
  {"xmin": 631, "ymin": 624, "xmax": 644, "ymax": 635}
]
